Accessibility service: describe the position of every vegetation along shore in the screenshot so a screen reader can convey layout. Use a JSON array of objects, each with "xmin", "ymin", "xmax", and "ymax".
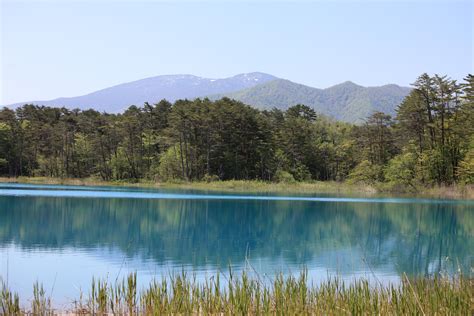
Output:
[
  {"xmin": 0, "ymin": 177, "xmax": 472, "ymax": 200},
  {"xmin": 0, "ymin": 73, "xmax": 473, "ymax": 197},
  {"xmin": 1, "ymin": 271, "xmax": 473, "ymax": 315}
]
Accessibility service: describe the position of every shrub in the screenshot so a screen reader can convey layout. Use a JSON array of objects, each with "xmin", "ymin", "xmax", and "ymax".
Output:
[
  {"xmin": 347, "ymin": 160, "xmax": 383, "ymax": 184},
  {"xmin": 202, "ymin": 173, "xmax": 220, "ymax": 182},
  {"xmin": 273, "ymin": 169, "xmax": 296, "ymax": 183},
  {"xmin": 384, "ymin": 151, "xmax": 418, "ymax": 191}
]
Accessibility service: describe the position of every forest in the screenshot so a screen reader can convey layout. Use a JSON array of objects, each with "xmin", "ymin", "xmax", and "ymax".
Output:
[{"xmin": 0, "ymin": 73, "xmax": 473, "ymax": 190}]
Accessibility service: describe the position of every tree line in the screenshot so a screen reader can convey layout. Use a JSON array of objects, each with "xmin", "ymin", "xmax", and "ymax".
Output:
[{"xmin": 0, "ymin": 73, "xmax": 472, "ymax": 189}]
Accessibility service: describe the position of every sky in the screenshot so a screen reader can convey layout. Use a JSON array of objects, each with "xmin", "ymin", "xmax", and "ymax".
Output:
[{"xmin": 1, "ymin": 0, "xmax": 472, "ymax": 105}]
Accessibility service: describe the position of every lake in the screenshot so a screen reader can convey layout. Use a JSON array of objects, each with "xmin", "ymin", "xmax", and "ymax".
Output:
[{"xmin": 0, "ymin": 183, "xmax": 472, "ymax": 306}]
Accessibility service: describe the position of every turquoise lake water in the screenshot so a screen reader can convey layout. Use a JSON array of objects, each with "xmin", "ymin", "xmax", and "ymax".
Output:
[{"xmin": 0, "ymin": 183, "xmax": 472, "ymax": 305}]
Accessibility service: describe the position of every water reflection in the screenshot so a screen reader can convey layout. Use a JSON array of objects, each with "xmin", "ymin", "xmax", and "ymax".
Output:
[{"xmin": 0, "ymin": 193, "xmax": 472, "ymax": 280}]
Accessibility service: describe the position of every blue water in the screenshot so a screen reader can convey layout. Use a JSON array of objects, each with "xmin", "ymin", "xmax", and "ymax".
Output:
[{"xmin": 0, "ymin": 183, "xmax": 472, "ymax": 306}]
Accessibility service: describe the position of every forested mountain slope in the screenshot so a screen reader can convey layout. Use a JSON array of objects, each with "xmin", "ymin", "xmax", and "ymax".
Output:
[{"xmin": 211, "ymin": 79, "xmax": 411, "ymax": 123}]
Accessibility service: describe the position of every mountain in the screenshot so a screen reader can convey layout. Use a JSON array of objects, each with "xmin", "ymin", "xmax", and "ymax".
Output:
[
  {"xmin": 7, "ymin": 72, "xmax": 411, "ymax": 123},
  {"xmin": 8, "ymin": 72, "xmax": 277, "ymax": 113},
  {"xmin": 211, "ymin": 79, "xmax": 411, "ymax": 123}
]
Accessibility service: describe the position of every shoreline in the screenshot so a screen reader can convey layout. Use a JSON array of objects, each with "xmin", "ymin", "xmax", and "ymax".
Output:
[{"xmin": 0, "ymin": 176, "xmax": 472, "ymax": 199}]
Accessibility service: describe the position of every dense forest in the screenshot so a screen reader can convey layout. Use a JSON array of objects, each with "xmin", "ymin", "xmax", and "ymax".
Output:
[{"xmin": 0, "ymin": 73, "xmax": 473, "ymax": 190}]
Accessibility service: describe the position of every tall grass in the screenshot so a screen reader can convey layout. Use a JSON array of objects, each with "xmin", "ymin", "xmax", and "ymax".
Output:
[
  {"xmin": 1, "ymin": 177, "xmax": 472, "ymax": 199},
  {"xmin": 1, "ymin": 270, "xmax": 472, "ymax": 315},
  {"xmin": 32, "ymin": 281, "xmax": 52, "ymax": 315},
  {"xmin": 1, "ymin": 278, "xmax": 20, "ymax": 315}
]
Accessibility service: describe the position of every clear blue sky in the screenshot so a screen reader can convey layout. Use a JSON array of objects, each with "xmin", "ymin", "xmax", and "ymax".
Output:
[{"xmin": 1, "ymin": 0, "xmax": 472, "ymax": 105}]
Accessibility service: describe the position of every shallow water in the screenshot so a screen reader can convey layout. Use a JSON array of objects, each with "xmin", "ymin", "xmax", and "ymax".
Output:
[{"xmin": 0, "ymin": 183, "xmax": 472, "ymax": 306}]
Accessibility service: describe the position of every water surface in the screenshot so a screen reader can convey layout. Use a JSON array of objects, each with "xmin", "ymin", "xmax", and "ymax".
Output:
[{"xmin": 0, "ymin": 183, "xmax": 472, "ymax": 306}]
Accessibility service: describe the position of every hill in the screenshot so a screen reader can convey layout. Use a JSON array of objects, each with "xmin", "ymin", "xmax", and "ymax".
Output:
[{"xmin": 211, "ymin": 79, "xmax": 411, "ymax": 123}]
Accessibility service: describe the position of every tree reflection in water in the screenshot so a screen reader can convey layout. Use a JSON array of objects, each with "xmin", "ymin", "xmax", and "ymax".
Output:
[{"xmin": 0, "ymin": 195, "xmax": 472, "ymax": 278}]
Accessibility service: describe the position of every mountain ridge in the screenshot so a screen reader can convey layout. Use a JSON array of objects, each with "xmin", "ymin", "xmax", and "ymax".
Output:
[
  {"xmin": 7, "ymin": 72, "xmax": 277, "ymax": 113},
  {"xmin": 6, "ymin": 72, "xmax": 411, "ymax": 123},
  {"xmin": 209, "ymin": 79, "xmax": 411, "ymax": 123}
]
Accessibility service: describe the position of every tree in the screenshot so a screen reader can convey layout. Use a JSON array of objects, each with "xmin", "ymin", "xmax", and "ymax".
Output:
[
  {"xmin": 347, "ymin": 160, "xmax": 383, "ymax": 184},
  {"xmin": 157, "ymin": 145, "xmax": 185, "ymax": 181},
  {"xmin": 396, "ymin": 90, "xmax": 427, "ymax": 154},
  {"xmin": 116, "ymin": 106, "xmax": 145, "ymax": 179},
  {"xmin": 0, "ymin": 73, "xmax": 471, "ymax": 190},
  {"xmin": 384, "ymin": 150, "xmax": 418, "ymax": 190},
  {"xmin": 275, "ymin": 105, "xmax": 320, "ymax": 180},
  {"xmin": 395, "ymin": 74, "xmax": 471, "ymax": 185},
  {"xmin": 352, "ymin": 111, "xmax": 396, "ymax": 176}
]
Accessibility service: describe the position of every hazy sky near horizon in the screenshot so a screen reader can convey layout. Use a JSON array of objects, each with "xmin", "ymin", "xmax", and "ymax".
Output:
[{"xmin": 1, "ymin": 0, "xmax": 472, "ymax": 105}]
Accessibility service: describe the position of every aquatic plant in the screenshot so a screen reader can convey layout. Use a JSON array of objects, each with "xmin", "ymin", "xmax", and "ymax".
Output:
[
  {"xmin": 32, "ymin": 281, "xmax": 52, "ymax": 315},
  {"xmin": 0, "ymin": 278, "xmax": 20, "ymax": 315},
  {"xmin": 1, "ymin": 270, "xmax": 472, "ymax": 315}
]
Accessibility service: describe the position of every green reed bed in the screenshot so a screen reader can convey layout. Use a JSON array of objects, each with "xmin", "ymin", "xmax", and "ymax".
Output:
[{"xmin": 1, "ymin": 271, "xmax": 473, "ymax": 315}]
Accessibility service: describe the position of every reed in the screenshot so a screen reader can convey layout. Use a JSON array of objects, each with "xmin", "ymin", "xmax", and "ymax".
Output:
[
  {"xmin": 1, "ymin": 270, "xmax": 472, "ymax": 315},
  {"xmin": 0, "ymin": 278, "xmax": 20, "ymax": 315},
  {"xmin": 32, "ymin": 281, "xmax": 52, "ymax": 315},
  {"xmin": 1, "ymin": 177, "xmax": 472, "ymax": 199}
]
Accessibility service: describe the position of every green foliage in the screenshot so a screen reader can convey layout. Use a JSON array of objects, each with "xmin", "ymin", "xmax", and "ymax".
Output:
[
  {"xmin": 0, "ymin": 158, "xmax": 7, "ymax": 169},
  {"xmin": 1, "ymin": 279, "xmax": 20, "ymax": 315},
  {"xmin": 354, "ymin": 111, "xmax": 397, "ymax": 166},
  {"xmin": 35, "ymin": 154, "xmax": 63, "ymax": 177},
  {"xmin": 273, "ymin": 169, "xmax": 295, "ymax": 183},
  {"xmin": 1, "ymin": 272, "xmax": 472, "ymax": 314},
  {"xmin": 290, "ymin": 163, "xmax": 312, "ymax": 181},
  {"xmin": 157, "ymin": 145, "xmax": 185, "ymax": 181},
  {"xmin": 74, "ymin": 133, "xmax": 95, "ymax": 178},
  {"xmin": 457, "ymin": 145, "xmax": 474, "ymax": 184},
  {"xmin": 348, "ymin": 160, "xmax": 383, "ymax": 184},
  {"xmin": 396, "ymin": 73, "xmax": 468, "ymax": 185},
  {"xmin": 110, "ymin": 147, "xmax": 131, "ymax": 180},
  {"xmin": 384, "ymin": 150, "xmax": 418, "ymax": 190},
  {"xmin": 0, "ymin": 73, "xmax": 472, "ymax": 187},
  {"xmin": 32, "ymin": 282, "xmax": 51, "ymax": 315},
  {"xmin": 211, "ymin": 79, "xmax": 410, "ymax": 123},
  {"xmin": 202, "ymin": 173, "xmax": 220, "ymax": 182}
]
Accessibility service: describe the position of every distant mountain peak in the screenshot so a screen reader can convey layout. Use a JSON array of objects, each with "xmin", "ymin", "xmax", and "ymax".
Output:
[
  {"xmin": 328, "ymin": 81, "xmax": 363, "ymax": 89},
  {"xmin": 6, "ymin": 72, "xmax": 411, "ymax": 124},
  {"xmin": 7, "ymin": 72, "xmax": 278, "ymax": 112},
  {"xmin": 230, "ymin": 72, "xmax": 278, "ymax": 81}
]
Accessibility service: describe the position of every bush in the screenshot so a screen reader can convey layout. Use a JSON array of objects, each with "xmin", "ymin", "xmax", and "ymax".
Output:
[
  {"xmin": 202, "ymin": 173, "xmax": 220, "ymax": 182},
  {"xmin": 347, "ymin": 160, "xmax": 383, "ymax": 184},
  {"xmin": 291, "ymin": 163, "xmax": 312, "ymax": 181},
  {"xmin": 273, "ymin": 169, "xmax": 296, "ymax": 183},
  {"xmin": 384, "ymin": 151, "xmax": 418, "ymax": 191}
]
